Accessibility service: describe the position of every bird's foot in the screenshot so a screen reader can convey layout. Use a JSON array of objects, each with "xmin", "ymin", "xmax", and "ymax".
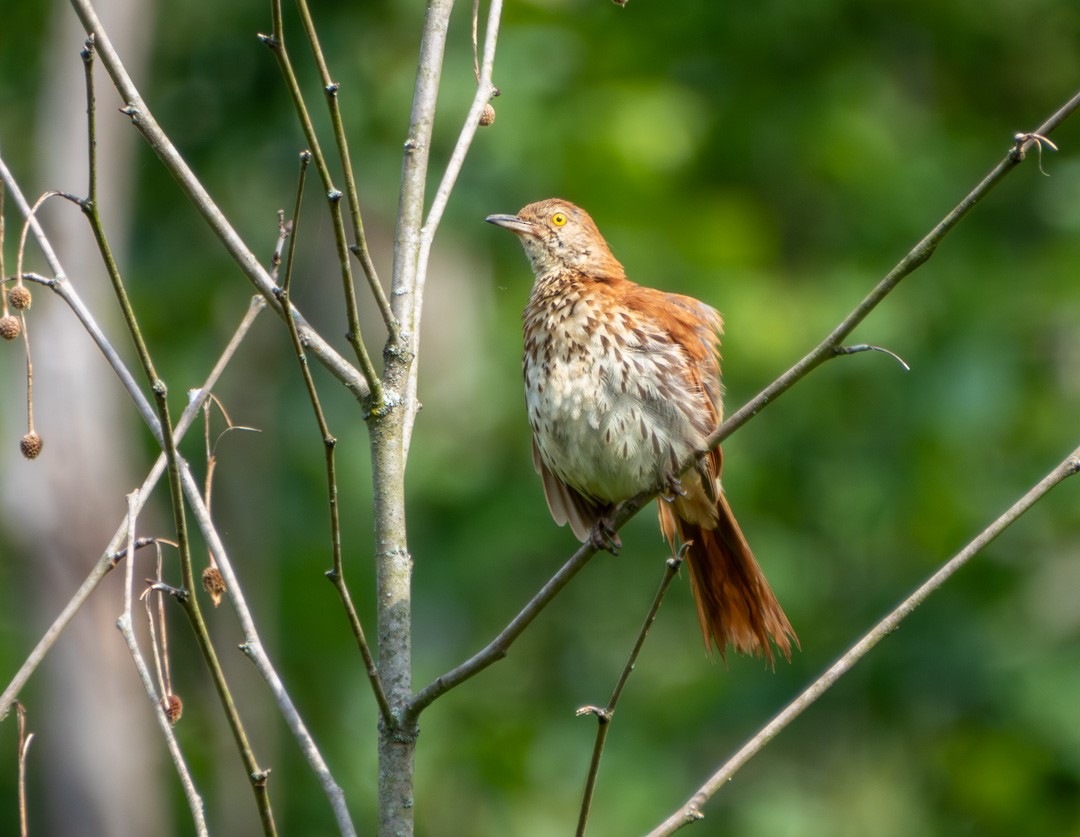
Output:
[
  {"xmin": 659, "ymin": 472, "xmax": 687, "ymax": 503},
  {"xmin": 589, "ymin": 518, "xmax": 622, "ymax": 554}
]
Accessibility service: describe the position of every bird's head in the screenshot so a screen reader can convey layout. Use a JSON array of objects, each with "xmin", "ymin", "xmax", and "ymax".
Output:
[{"xmin": 485, "ymin": 199, "xmax": 625, "ymax": 280}]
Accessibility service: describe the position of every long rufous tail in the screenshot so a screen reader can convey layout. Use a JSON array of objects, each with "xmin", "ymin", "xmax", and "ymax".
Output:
[{"xmin": 660, "ymin": 494, "xmax": 796, "ymax": 664}]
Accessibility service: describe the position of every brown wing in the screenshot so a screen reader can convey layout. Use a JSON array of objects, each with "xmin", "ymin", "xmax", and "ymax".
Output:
[{"xmin": 532, "ymin": 437, "xmax": 605, "ymax": 542}]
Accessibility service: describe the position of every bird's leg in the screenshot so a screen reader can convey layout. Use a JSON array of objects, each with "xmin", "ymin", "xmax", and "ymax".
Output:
[
  {"xmin": 694, "ymin": 454, "xmax": 717, "ymax": 503},
  {"xmin": 589, "ymin": 516, "xmax": 622, "ymax": 554}
]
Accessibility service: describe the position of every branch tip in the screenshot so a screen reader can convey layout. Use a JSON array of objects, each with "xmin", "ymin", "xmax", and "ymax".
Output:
[
  {"xmin": 834, "ymin": 343, "xmax": 911, "ymax": 372},
  {"xmin": 576, "ymin": 705, "xmax": 611, "ymax": 722}
]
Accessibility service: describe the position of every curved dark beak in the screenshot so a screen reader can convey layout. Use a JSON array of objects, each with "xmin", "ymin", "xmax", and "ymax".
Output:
[{"xmin": 484, "ymin": 213, "xmax": 537, "ymax": 236}]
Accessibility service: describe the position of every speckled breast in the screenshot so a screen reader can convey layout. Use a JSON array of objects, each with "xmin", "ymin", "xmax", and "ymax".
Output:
[{"xmin": 522, "ymin": 280, "xmax": 707, "ymax": 504}]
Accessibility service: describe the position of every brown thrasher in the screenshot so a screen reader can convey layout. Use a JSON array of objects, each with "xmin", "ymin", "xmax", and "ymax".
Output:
[{"xmin": 486, "ymin": 198, "xmax": 796, "ymax": 662}]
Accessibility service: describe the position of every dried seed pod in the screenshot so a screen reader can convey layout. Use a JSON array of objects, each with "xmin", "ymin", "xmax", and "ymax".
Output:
[
  {"xmin": 202, "ymin": 565, "xmax": 226, "ymax": 607},
  {"xmin": 479, "ymin": 103, "xmax": 496, "ymax": 127},
  {"xmin": 161, "ymin": 693, "xmax": 183, "ymax": 724},
  {"xmin": 0, "ymin": 315, "xmax": 21, "ymax": 341},
  {"xmin": 8, "ymin": 286, "xmax": 31, "ymax": 310},
  {"xmin": 19, "ymin": 432, "xmax": 42, "ymax": 460}
]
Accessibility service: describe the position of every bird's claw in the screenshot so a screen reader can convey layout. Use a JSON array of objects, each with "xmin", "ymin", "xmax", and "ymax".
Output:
[
  {"xmin": 589, "ymin": 519, "xmax": 622, "ymax": 554},
  {"xmin": 659, "ymin": 472, "xmax": 687, "ymax": 503}
]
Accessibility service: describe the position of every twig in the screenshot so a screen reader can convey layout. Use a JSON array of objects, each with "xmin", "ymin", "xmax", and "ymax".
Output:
[
  {"xmin": 408, "ymin": 87, "xmax": 1080, "ymax": 713},
  {"xmin": 279, "ymin": 152, "xmax": 391, "ymax": 725},
  {"xmin": 15, "ymin": 702, "xmax": 33, "ymax": 837},
  {"xmin": 575, "ymin": 548, "xmax": 686, "ymax": 837},
  {"xmin": 0, "ymin": 296, "xmax": 262, "ymax": 719},
  {"xmin": 408, "ymin": 539, "xmax": 597, "ymax": 718},
  {"xmin": 66, "ymin": 0, "xmax": 371, "ymax": 405},
  {"xmin": 645, "ymin": 444, "xmax": 1080, "ymax": 836},
  {"xmin": 833, "ymin": 343, "xmax": 911, "ymax": 371},
  {"xmin": 400, "ymin": 0, "xmax": 505, "ymax": 451},
  {"xmin": 79, "ymin": 41, "xmax": 276, "ymax": 832},
  {"xmin": 116, "ymin": 493, "xmax": 209, "ymax": 836},
  {"xmin": 292, "ymin": 0, "xmax": 397, "ymax": 337},
  {"xmin": 260, "ymin": 1, "xmax": 383, "ymax": 404}
]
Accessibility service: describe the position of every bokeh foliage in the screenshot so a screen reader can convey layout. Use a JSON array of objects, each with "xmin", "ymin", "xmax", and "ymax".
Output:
[{"xmin": 2, "ymin": 0, "xmax": 1080, "ymax": 834}]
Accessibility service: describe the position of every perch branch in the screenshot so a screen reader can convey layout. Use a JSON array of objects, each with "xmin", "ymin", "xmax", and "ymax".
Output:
[{"xmin": 409, "ymin": 87, "xmax": 1080, "ymax": 713}]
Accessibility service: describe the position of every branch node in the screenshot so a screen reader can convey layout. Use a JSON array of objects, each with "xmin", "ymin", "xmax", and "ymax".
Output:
[
  {"xmin": 146, "ymin": 580, "xmax": 189, "ymax": 603},
  {"xmin": 1011, "ymin": 131, "xmax": 1059, "ymax": 174},
  {"xmin": 251, "ymin": 768, "xmax": 272, "ymax": 786},
  {"xmin": 576, "ymin": 705, "xmax": 612, "ymax": 723},
  {"xmin": 834, "ymin": 343, "xmax": 911, "ymax": 372},
  {"xmin": 325, "ymin": 82, "xmax": 340, "ymax": 96}
]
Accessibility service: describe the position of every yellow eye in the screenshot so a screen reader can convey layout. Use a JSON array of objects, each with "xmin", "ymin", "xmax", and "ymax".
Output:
[{"xmin": 551, "ymin": 212, "xmax": 567, "ymax": 227}]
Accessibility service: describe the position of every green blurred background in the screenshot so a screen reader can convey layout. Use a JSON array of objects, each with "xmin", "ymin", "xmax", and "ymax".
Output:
[{"xmin": 2, "ymin": 0, "xmax": 1080, "ymax": 834}]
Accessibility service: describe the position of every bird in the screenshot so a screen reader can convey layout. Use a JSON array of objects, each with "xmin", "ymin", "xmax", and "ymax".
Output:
[{"xmin": 485, "ymin": 198, "xmax": 796, "ymax": 663}]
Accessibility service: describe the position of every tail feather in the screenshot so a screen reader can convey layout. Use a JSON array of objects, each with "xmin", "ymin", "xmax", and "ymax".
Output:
[{"xmin": 659, "ymin": 494, "xmax": 796, "ymax": 664}]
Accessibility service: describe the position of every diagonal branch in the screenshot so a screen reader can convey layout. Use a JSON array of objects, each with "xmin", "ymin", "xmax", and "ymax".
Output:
[
  {"xmin": 698, "ymin": 88, "xmax": 1080, "ymax": 453},
  {"xmin": 292, "ymin": 0, "xmax": 397, "ymax": 337},
  {"xmin": 408, "ymin": 87, "xmax": 1080, "ymax": 714},
  {"xmin": 645, "ymin": 444, "xmax": 1080, "ymax": 836},
  {"xmin": 261, "ymin": 1, "xmax": 383, "ymax": 401},
  {"xmin": 66, "ymin": 0, "xmax": 370, "ymax": 405},
  {"xmin": 575, "ymin": 549, "xmax": 685, "ymax": 837}
]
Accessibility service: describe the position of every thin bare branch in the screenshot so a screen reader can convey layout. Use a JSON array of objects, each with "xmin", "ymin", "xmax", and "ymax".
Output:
[
  {"xmin": 698, "ymin": 88, "xmax": 1080, "ymax": 456},
  {"xmin": 117, "ymin": 492, "xmax": 208, "ymax": 836},
  {"xmin": 408, "ymin": 539, "xmax": 597, "ymax": 718},
  {"xmin": 292, "ymin": 0, "xmax": 397, "ymax": 336},
  {"xmin": 261, "ymin": 1, "xmax": 383, "ymax": 401},
  {"xmin": 16, "ymin": 702, "xmax": 33, "ymax": 837},
  {"xmin": 65, "ymin": 0, "xmax": 370, "ymax": 404},
  {"xmin": 279, "ymin": 152, "xmax": 392, "ymax": 725},
  {"xmin": 401, "ymin": 0, "xmax": 505, "ymax": 450},
  {"xmin": 0, "ymin": 296, "xmax": 263, "ymax": 720},
  {"xmin": 646, "ymin": 445, "xmax": 1080, "ymax": 836},
  {"xmin": 576, "ymin": 548, "xmax": 685, "ymax": 837}
]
